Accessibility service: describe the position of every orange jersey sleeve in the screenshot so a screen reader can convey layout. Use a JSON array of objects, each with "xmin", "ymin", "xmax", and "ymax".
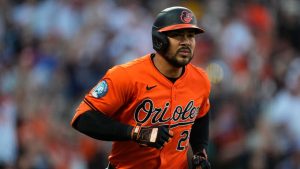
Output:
[
  {"xmin": 84, "ymin": 66, "xmax": 134, "ymax": 115},
  {"xmin": 195, "ymin": 69, "xmax": 211, "ymax": 118},
  {"xmin": 198, "ymin": 98, "xmax": 210, "ymax": 118},
  {"xmin": 71, "ymin": 66, "xmax": 134, "ymax": 125}
]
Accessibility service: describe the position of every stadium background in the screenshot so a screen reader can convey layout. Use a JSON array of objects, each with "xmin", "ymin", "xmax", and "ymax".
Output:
[{"xmin": 1, "ymin": 0, "xmax": 300, "ymax": 168}]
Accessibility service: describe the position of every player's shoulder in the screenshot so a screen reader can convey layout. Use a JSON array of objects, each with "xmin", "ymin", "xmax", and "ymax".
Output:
[
  {"xmin": 187, "ymin": 64, "xmax": 209, "ymax": 80},
  {"xmin": 108, "ymin": 54, "xmax": 151, "ymax": 73},
  {"xmin": 187, "ymin": 63, "xmax": 211, "ymax": 89},
  {"xmin": 115, "ymin": 54, "xmax": 151, "ymax": 71}
]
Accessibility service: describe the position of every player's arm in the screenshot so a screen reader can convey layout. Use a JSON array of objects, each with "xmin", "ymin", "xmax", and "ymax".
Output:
[
  {"xmin": 71, "ymin": 66, "xmax": 173, "ymax": 148},
  {"xmin": 190, "ymin": 113, "xmax": 209, "ymax": 153},
  {"xmin": 72, "ymin": 109, "xmax": 173, "ymax": 149},
  {"xmin": 190, "ymin": 95, "xmax": 210, "ymax": 156},
  {"xmin": 189, "ymin": 113, "xmax": 211, "ymax": 169},
  {"xmin": 72, "ymin": 109, "xmax": 132, "ymax": 141}
]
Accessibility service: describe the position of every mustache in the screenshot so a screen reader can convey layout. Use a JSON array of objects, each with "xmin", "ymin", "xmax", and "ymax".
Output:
[{"xmin": 177, "ymin": 47, "xmax": 192, "ymax": 53}]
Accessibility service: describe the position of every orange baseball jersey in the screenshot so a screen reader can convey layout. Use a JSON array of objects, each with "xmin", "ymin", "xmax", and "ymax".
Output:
[{"xmin": 71, "ymin": 54, "xmax": 211, "ymax": 169}]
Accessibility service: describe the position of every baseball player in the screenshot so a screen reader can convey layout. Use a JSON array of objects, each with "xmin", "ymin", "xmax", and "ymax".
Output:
[{"xmin": 71, "ymin": 6, "xmax": 211, "ymax": 169}]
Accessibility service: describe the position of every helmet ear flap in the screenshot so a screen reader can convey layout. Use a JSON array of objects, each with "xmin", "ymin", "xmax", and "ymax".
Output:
[{"xmin": 152, "ymin": 28, "xmax": 169, "ymax": 55}]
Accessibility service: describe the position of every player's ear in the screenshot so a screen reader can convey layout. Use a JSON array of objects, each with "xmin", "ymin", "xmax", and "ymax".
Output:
[{"xmin": 152, "ymin": 27, "xmax": 169, "ymax": 54}]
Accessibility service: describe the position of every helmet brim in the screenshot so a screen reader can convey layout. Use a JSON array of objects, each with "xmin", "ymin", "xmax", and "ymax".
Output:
[{"xmin": 158, "ymin": 24, "xmax": 205, "ymax": 34}]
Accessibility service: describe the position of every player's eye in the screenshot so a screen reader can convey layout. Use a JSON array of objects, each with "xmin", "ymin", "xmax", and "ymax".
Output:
[
  {"xmin": 167, "ymin": 32, "xmax": 180, "ymax": 37},
  {"xmin": 187, "ymin": 33, "xmax": 195, "ymax": 38}
]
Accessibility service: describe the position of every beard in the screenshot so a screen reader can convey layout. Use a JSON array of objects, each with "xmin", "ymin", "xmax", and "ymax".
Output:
[{"xmin": 163, "ymin": 48, "xmax": 193, "ymax": 68}]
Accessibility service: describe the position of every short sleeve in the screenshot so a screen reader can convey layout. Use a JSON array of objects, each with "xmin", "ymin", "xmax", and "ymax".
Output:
[
  {"xmin": 196, "ymin": 98, "xmax": 210, "ymax": 118},
  {"xmin": 196, "ymin": 68, "xmax": 211, "ymax": 118},
  {"xmin": 76, "ymin": 66, "xmax": 134, "ymax": 118}
]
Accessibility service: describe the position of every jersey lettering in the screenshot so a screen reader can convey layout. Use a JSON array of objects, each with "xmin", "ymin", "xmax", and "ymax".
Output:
[
  {"xmin": 177, "ymin": 130, "xmax": 190, "ymax": 151},
  {"xmin": 134, "ymin": 99, "xmax": 200, "ymax": 125}
]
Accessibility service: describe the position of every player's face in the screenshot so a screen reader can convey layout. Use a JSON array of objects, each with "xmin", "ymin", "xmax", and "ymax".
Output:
[{"xmin": 164, "ymin": 29, "xmax": 196, "ymax": 68}]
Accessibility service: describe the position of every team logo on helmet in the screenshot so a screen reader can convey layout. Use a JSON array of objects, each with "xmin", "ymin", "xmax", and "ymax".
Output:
[{"xmin": 180, "ymin": 10, "xmax": 193, "ymax": 23}]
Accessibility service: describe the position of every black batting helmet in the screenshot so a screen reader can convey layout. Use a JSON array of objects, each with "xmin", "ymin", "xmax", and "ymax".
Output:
[{"xmin": 152, "ymin": 6, "xmax": 205, "ymax": 54}]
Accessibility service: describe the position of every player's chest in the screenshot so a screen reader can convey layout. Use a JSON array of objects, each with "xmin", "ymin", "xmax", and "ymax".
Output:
[{"xmin": 132, "ymin": 82, "xmax": 206, "ymax": 124}]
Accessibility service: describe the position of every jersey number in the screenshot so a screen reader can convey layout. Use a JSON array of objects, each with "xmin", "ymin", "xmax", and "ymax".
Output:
[{"xmin": 177, "ymin": 130, "xmax": 190, "ymax": 151}]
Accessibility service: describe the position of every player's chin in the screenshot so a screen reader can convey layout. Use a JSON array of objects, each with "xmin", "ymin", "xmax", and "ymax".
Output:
[{"xmin": 177, "ymin": 55, "xmax": 192, "ymax": 65}]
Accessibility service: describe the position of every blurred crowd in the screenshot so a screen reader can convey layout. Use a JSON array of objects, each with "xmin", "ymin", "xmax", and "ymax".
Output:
[{"xmin": 0, "ymin": 0, "xmax": 300, "ymax": 169}]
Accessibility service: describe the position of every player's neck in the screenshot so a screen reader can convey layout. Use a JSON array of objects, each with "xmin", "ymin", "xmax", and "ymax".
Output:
[{"xmin": 152, "ymin": 53, "xmax": 183, "ymax": 79}]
